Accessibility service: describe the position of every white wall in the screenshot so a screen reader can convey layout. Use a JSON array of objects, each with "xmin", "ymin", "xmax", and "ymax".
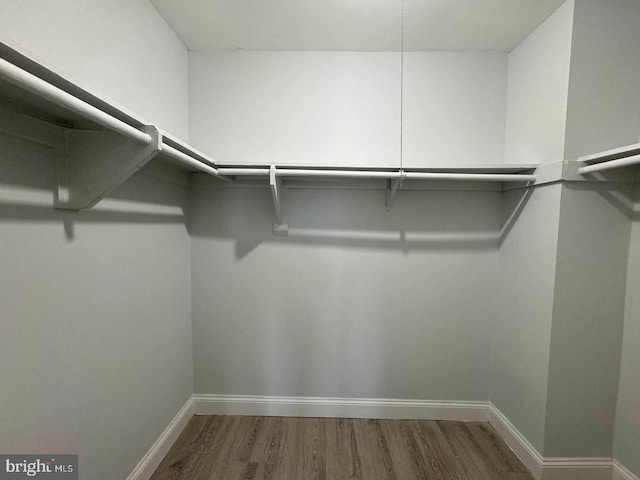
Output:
[
  {"xmin": 0, "ymin": 134, "xmax": 193, "ymax": 480},
  {"xmin": 189, "ymin": 51, "xmax": 507, "ymax": 168},
  {"xmin": 503, "ymin": 0, "xmax": 574, "ymax": 165},
  {"xmin": 189, "ymin": 51, "xmax": 400, "ymax": 168},
  {"xmin": 564, "ymin": 0, "xmax": 640, "ymax": 161},
  {"xmin": 0, "ymin": 0, "xmax": 190, "ymax": 140},
  {"xmin": 491, "ymin": 185, "xmax": 562, "ymax": 453},
  {"xmin": 543, "ymin": 0, "xmax": 640, "ymax": 462},
  {"xmin": 544, "ymin": 183, "xmax": 631, "ymax": 457},
  {"xmin": 489, "ymin": 3, "xmax": 574, "ymax": 452},
  {"xmin": 402, "ymin": 52, "xmax": 506, "ymax": 167},
  {"xmin": 0, "ymin": 1, "xmax": 193, "ymax": 478},
  {"xmin": 613, "ymin": 184, "xmax": 640, "ymax": 477},
  {"xmin": 190, "ymin": 179, "xmax": 501, "ymax": 400}
]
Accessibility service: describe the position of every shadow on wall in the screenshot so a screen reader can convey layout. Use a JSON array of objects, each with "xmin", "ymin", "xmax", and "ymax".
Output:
[
  {"xmin": 0, "ymin": 185, "xmax": 188, "ymax": 241},
  {"xmin": 0, "ymin": 131, "xmax": 189, "ymax": 241},
  {"xmin": 188, "ymin": 181, "xmax": 506, "ymax": 400},
  {"xmin": 635, "ymin": 183, "xmax": 640, "ymax": 221},
  {"xmin": 188, "ymin": 176, "xmax": 639, "ymax": 260},
  {"xmin": 188, "ymin": 182, "xmax": 539, "ymax": 260},
  {"xmin": 563, "ymin": 182, "xmax": 637, "ymax": 220},
  {"xmin": 0, "ymin": 131, "xmax": 546, "ymax": 251},
  {"xmin": 4, "ymin": 170, "xmax": 635, "ymax": 255},
  {"xmin": 0, "ymin": 138, "xmax": 196, "ymax": 261}
]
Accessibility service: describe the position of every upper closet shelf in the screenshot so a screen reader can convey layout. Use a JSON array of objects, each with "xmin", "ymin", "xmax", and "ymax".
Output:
[
  {"xmin": 0, "ymin": 39, "xmax": 541, "ymax": 212},
  {"xmin": 0, "ymin": 39, "xmax": 229, "ymax": 210},
  {"xmin": 218, "ymin": 165, "xmax": 537, "ymax": 182},
  {"xmin": 219, "ymin": 165, "xmax": 538, "ymax": 222}
]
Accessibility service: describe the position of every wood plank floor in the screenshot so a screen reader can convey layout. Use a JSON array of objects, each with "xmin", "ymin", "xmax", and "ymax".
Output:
[{"xmin": 150, "ymin": 416, "xmax": 534, "ymax": 480}]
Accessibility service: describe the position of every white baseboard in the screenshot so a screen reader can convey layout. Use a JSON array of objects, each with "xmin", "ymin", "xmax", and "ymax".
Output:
[
  {"xmin": 127, "ymin": 395, "xmax": 194, "ymax": 480},
  {"xmin": 127, "ymin": 394, "xmax": 639, "ymax": 480},
  {"xmin": 614, "ymin": 460, "xmax": 640, "ymax": 480},
  {"xmin": 540, "ymin": 458, "xmax": 614, "ymax": 480},
  {"xmin": 488, "ymin": 403, "xmax": 544, "ymax": 478},
  {"xmin": 489, "ymin": 402, "xmax": 638, "ymax": 480},
  {"xmin": 192, "ymin": 394, "xmax": 490, "ymax": 421}
]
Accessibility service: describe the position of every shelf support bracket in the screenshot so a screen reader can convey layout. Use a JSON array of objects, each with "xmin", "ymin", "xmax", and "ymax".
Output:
[
  {"xmin": 270, "ymin": 165, "xmax": 288, "ymax": 235},
  {"xmin": 385, "ymin": 177, "xmax": 402, "ymax": 211},
  {"xmin": 55, "ymin": 125, "xmax": 161, "ymax": 209}
]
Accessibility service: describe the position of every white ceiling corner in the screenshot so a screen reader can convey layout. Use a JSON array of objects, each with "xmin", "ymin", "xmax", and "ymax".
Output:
[{"xmin": 151, "ymin": 0, "xmax": 567, "ymax": 52}]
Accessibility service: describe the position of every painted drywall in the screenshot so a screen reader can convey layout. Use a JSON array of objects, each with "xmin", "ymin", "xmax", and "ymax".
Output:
[
  {"xmin": 189, "ymin": 51, "xmax": 507, "ymax": 167},
  {"xmin": 564, "ymin": 0, "xmax": 640, "ymax": 160},
  {"xmin": 0, "ymin": 2, "xmax": 194, "ymax": 477},
  {"xmin": 544, "ymin": 183, "xmax": 631, "ymax": 457},
  {"xmin": 490, "ymin": 184, "xmax": 562, "ymax": 452},
  {"xmin": 543, "ymin": 0, "xmax": 640, "ymax": 460},
  {"xmin": 503, "ymin": 0, "xmax": 574, "ymax": 165},
  {"xmin": 613, "ymin": 184, "xmax": 640, "ymax": 477},
  {"xmin": 0, "ymin": 133, "xmax": 194, "ymax": 480},
  {"xmin": 0, "ymin": 0, "xmax": 189, "ymax": 140},
  {"xmin": 189, "ymin": 51, "xmax": 399, "ymax": 168},
  {"xmin": 402, "ymin": 53, "xmax": 506, "ymax": 167},
  {"xmin": 190, "ymin": 178, "xmax": 501, "ymax": 400}
]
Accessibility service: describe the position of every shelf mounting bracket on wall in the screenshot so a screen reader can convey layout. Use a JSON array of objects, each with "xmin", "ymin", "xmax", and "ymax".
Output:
[
  {"xmin": 385, "ymin": 176, "xmax": 402, "ymax": 211},
  {"xmin": 55, "ymin": 125, "xmax": 161, "ymax": 209},
  {"xmin": 270, "ymin": 165, "xmax": 288, "ymax": 235}
]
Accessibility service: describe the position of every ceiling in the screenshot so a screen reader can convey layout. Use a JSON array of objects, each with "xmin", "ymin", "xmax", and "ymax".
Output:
[{"xmin": 150, "ymin": 0, "xmax": 566, "ymax": 52}]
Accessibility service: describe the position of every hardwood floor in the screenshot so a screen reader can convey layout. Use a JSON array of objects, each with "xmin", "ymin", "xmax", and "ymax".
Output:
[{"xmin": 150, "ymin": 416, "xmax": 534, "ymax": 480}]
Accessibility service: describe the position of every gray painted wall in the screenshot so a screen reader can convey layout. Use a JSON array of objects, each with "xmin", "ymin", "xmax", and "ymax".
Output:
[
  {"xmin": 190, "ymin": 180, "xmax": 501, "ymax": 400},
  {"xmin": 564, "ymin": 0, "xmax": 640, "ymax": 161},
  {"xmin": 189, "ymin": 51, "xmax": 507, "ymax": 168},
  {"xmin": 489, "ymin": 0, "xmax": 572, "ymax": 453},
  {"xmin": 493, "ymin": 0, "xmax": 640, "ymax": 459},
  {"xmin": 0, "ymin": 134, "xmax": 193, "ymax": 479},
  {"xmin": 490, "ymin": 185, "xmax": 562, "ymax": 453},
  {"xmin": 613, "ymin": 184, "xmax": 640, "ymax": 477},
  {"xmin": 0, "ymin": 1, "xmax": 193, "ymax": 478},
  {"xmin": 503, "ymin": 0, "xmax": 574, "ymax": 165},
  {"xmin": 545, "ymin": 0, "xmax": 640, "ymax": 459},
  {"xmin": 0, "ymin": 0, "xmax": 190, "ymax": 140},
  {"xmin": 544, "ymin": 184, "xmax": 632, "ymax": 457},
  {"xmin": 544, "ymin": 0, "xmax": 640, "ymax": 463}
]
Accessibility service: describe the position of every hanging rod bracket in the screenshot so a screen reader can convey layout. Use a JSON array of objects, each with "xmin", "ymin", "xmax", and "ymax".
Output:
[
  {"xmin": 55, "ymin": 124, "xmax": 161, "ymax": 209},
  {"xmin": 270, "ymin": 165, "xmax": 288, "ymax": 235},
  {"xmin": 0, "ymin": 105, "xmax": 62, "ymax": 147},
  {"xmin": 385, "ymin": 176, "xmax": 402, "ymax": 211}
]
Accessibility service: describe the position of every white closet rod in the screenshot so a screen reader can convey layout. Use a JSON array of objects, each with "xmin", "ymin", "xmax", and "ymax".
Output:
[
  {"xmin": 217, "ymin": 168, "xmax": 536, "ymax": 183},
  {"xmin": 0, "ymin": 57, "xmax": 152, "ymax": 145},
  {"xmin": 160, "ymin": 131, "xmax": 219, "ymax": 168},
  {"xmin": 578, "ymin": 153, "xmax": 640, "ymax": 175},
  {"xmin": 161, "ymin": 143, "xmax": 221, "ymax": 176},
  {"xmin": 403, "ymin": 172, "xmax": 535, "ymax": 182},
  {"xmin": 0, "ymin": 56, "xmax": 230, "ymax": 181},
  {"xmin": 283, "ymin": 169, "xmax": 396, "ymax": 179}
]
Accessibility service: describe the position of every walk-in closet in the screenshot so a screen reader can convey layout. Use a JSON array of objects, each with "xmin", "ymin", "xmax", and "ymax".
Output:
[{"xmin": 1, "ymin": 1, "xmax": 639, "ymax": 479}]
